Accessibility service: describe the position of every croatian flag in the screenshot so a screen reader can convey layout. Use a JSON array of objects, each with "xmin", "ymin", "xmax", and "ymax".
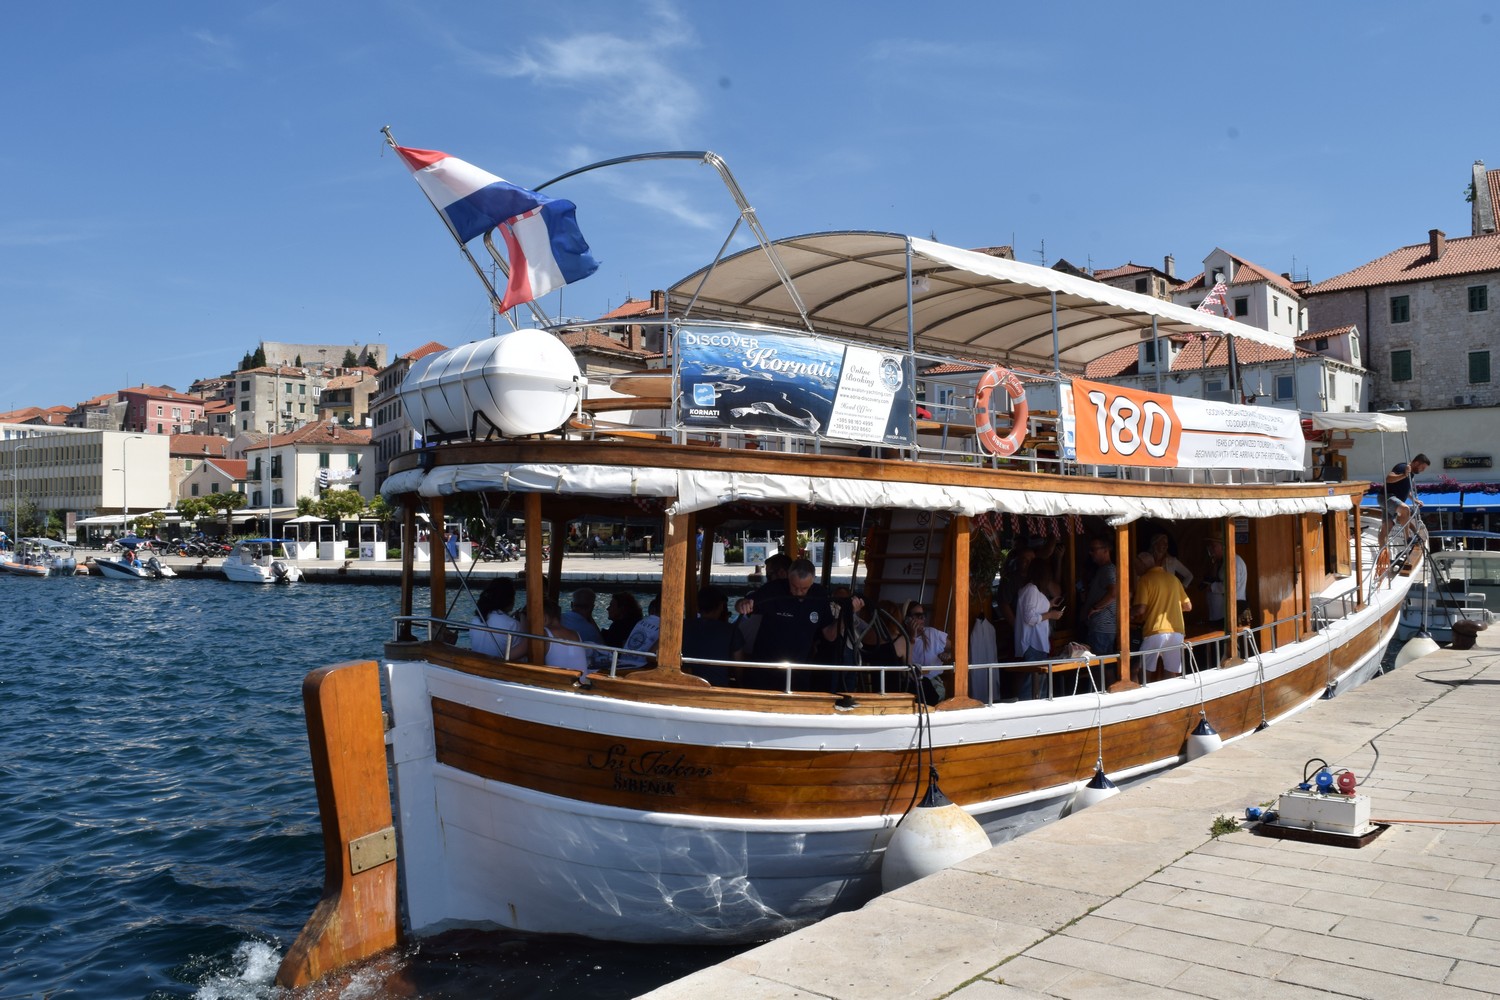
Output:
[{"xmin": 395, "ymin": 145, "xmax": 599, "ymax": 310}]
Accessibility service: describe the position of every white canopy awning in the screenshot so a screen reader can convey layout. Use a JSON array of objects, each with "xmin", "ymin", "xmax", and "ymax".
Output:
[
  {"xmin": 1306, "ymin": 411, "xmax": 1408, "ymax": 433},
  {"xmin": 385, "ymin": 462, "xmax": 1350, "ymax": 526},
  {"xmin": 666, "ymin": 231, "xmax": 1294, "ymax": 371}
]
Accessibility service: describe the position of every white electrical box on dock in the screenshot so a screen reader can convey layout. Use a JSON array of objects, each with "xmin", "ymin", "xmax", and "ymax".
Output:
[{"xmin": 1274, "ymin": 787, "xmax": 1373, "ymax": 837}]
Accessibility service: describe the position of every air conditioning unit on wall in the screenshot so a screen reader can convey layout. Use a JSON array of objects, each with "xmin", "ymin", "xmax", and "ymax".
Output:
[{"xmin": 1453, "ymin": 394, "xmax": 1475, "ymax": 406}]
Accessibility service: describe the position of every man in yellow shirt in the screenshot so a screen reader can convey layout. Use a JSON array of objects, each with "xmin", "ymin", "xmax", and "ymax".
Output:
[{"xmin": 1131, "ymin": 550, "xmax": 1193, "ymax": 684}]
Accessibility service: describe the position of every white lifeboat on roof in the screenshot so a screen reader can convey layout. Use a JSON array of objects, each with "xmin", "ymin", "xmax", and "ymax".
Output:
[{"xmin": 399, "ymin": 330, "xmax": 583, "ymax": 439}]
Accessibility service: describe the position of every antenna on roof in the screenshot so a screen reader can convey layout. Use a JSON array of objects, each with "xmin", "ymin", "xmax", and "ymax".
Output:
[{"xmin": 1033, "ymin": 239, "xmax": 1048, "ymax": 267}]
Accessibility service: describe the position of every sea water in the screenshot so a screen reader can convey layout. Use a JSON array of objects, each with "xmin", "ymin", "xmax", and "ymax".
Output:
[{"xmin": 0, "ymin": 576, "xmax": 739, "ymax": 999}]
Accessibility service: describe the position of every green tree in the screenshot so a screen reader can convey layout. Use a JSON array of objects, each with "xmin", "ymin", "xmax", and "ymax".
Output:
[
  {"xmin": 342, "ymin": 348, "xmax": 358, "ymax": 367},
  {"xmin": 15, "ymin": 500, "xmax": 42, "ymax": 538},
  {"xmin": 180, "ymin": 491, "xmax": 249, "ymax": 537}
]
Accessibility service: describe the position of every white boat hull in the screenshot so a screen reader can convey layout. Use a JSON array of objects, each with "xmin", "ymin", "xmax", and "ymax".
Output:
[
  {"xmin": 222, "ymin": 560, "xmax": 303, "ymax": 583},
  {"xmin": 94, "ymin": 556, "xmax": 177, "ymax": 580},
  {"xmin": 385, "ymin": 579, "xmax": 1406, "ymax": 945}
]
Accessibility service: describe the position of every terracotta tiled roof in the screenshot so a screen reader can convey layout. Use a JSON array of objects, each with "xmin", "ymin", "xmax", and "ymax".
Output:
[
  {"xmin": 922, "ymin": 361, "xmax": 991, "ymax": 376},
  {"xmin": 1305, "ymin": 232, "xmax": 1500, "ymax": 293},
  {"xmin": 1084, "ymin": 334, "xmax": 1318, "ymax": 380},
  {"xmin": 1094, "ymin": 263, "xmax": 1154, "ymax": 280},
  {"xmin": 245, "ymin": 421, "xmax": 373, "ymax": 452},
  {"xmin": 170, "ymin": 434, "xmax": 230, "ymax": 457},
  {"xmin": 323, "ymin": 372, "xmax": 372, "ymax": 390},
  {"xmin": 119, "ymin": 384, "xmax": 205, "ymax": 402},
  {"xmin": 1177, "ymin": 254, "xmax": 1300, "ymax": 296},
  {"xmin": 599, "ymin": 298, "xmax": 659, "ymax": 320},
  {"xmin": 204, "ymin": 400, "xmax": 234, "ymax": 414},
  {"xmin": 76, "ymin": 391, "xmax": 117, "ymax": 408},
  {"xmin": 1296, "ymin": 325, "xmax": 1357, "ymax": 343},
  {"xmin": 556, "ymin": 329, "xmax": 655, "ymax": 356},
  {"xmin": 0, "ymin": 407, "xmax": 48, "ymax": 423},
  {"xmin": 401, "ymin": 341, "xmax": 449, "ymax": 362},
  {"xmin": 207, "ymin": 459, "xmax": 248, "ymax": 480}
]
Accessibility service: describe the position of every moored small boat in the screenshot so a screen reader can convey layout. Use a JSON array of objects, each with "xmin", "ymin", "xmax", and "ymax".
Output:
[
  {"xmin": 94, "ymin": 553, "xmax": 179, "ymax": 580},
  {"xmin": 222, "ymin": 538, "xmax": 303, "ymax": 584}
]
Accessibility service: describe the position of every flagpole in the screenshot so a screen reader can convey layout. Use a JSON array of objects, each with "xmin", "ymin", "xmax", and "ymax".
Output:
[{"xmin": 380, "ymin": 126, "xmax": 539, "ymax": 333}]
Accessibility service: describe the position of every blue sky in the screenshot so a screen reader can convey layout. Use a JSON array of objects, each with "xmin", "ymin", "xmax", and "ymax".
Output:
[{"xmin": 2, "ymin": 1, "xmax": 1495, "ymax": 411}]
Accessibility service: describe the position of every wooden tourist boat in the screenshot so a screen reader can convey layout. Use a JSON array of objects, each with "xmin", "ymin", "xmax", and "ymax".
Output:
[{"xmin": 276, "ymin": 153, "xmax": 1421, "ymax": 987}]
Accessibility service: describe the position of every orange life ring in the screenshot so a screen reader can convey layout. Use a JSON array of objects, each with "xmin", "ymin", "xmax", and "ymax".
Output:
[{"xmin": 974, "ymin": 366, "xmax": 1029, "ymax": 457}]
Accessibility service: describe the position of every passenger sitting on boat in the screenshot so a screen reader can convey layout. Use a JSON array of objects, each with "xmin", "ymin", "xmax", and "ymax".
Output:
[
  {"xmin": 1014, "ymin": 560, "xmax": 1064, "ymax": 700},
  {"xmin": 562, "ymin": 588, "xmax": 608, "ymax": 671},
  {"xmin": 602, "ymin": 591, "xmax": 643, "ymax": 649},
  {"xmin": 122, "ymin": 548, "xmax": 140, "ymax": 567},
  {"xmin": 905, "ymin": 601, "xmax": 951, "ymax": 704},
  {"xmin": 1149, "ymin": 532, "xmax": 1194, "ymax": 589},
  {"xmin": 1131, "ymin": 550, "xmax": 1192, "ymax": 684},
  {"xmin": 863, "ymin": 600, "xmax": 909, "ymax": 669},
  {"xmin": 619, "ymin": 595, "xmax": 662, "ymax": 669},
  {"xmin": 682, "ymin": 585, "xmax": 744, "ymax": 686},
  {"xmin": 542, "ymin": 600, "xmax": 589, "ymax": 673},
  {"xmin": 472, "ymin": 577, "xmax": 528, "ymax": 661}
]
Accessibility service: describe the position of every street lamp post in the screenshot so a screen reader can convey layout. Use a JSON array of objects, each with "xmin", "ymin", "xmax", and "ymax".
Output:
[{"xmin": 120, "ymin": 434, "xmax": 143, "ymax": 534}]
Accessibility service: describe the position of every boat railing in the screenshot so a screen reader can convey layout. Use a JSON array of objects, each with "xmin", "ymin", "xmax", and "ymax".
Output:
[
  {"xmin": 397, "ymin": 616, "xmax": 657, "ymax": 675},
  {"xmin": 399, "ymin": 596, "xmax": 1371, "ymax": 704}
]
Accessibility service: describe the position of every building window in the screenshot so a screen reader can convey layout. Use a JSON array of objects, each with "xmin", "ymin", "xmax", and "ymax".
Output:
[
  {"xmin": 1471, "ymin": 351, "xmax": 1492, "ymax": 385},
  {"xmin": 271, "ymin": 456, "xmax": 283, "ymax": 478},
  {"xmin": 272, "ymin": 488, "xmax": 284, "ymax": 505},
  {"xmin": 299, "ymin": 384, "xmax": 306, "ymax": 395},
  {"xmin": 1390, "ymin": 349, "xmax": 1413, "ymax": 382},
  {"xmin": 156, "ymin": 405, "xmax": 164, "ymax": 416},
  {"xmin": 211, "ymin": 483, "xmax": 220, "ymax": 494},
  {"xmin": 319, "ymin": 452, "xmax": 330, "ymax": 468},
  {"xmin": 1134, "ymin": 277, "xmax": 1148, "ymax": 293},
  {"xmin": 1471, "ymin": 285, "xmax": 1489, "ymax": 312},
  {"xmin": 240, "ymin": 380, "xmax": 250, "ymax": 391},
  {"xmin": 1141, "ymin": 341, "xmax": 1157, "ymax": 364},
  {"xmin": 1314, "ymin": 337, "xmax": 1329, "ymax": 351},
  {"xmin": 184, "ymin": 459, "xmax": 194, "ymax": 470},
  {"xmin": 1390, "ymin": 295, "xmax": 1410, "ymax": 324},
  {"xmin": 1233, "ymin": 297, "xmax": 1249, "ymax": 317},
  {"xmin": 191, "ymin": 483, "xmax": 200, "ymax": 496},
  {"xmin": 1272, "ymin": 296, "xmax": 1279, "ymax": 318},
  {"xmin": 1275, "ymin": 375, "xmax": 1294, "ymax": 400},
  {"xmin": 240, "ymin": 400, "xmax": 249, "ymax": 411}
]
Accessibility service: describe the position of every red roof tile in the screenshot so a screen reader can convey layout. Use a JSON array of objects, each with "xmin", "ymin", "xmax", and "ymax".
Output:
[
  {"xmin": 208, "ymin": 459, "xmax": 248, "ymax": 480},
  {"xmin": 1307, "ymin": 232, "xmax": 1500, "ymax": 293},
  {"xmin": 402, "ymin": 341, "xmax": 449, "ymax": 362},
  {"xmin": 169, "ymin": 434, "xmax": 230, "ymax": 457},
  {"xmin": 244, "ymin": 421, "xmax": 373, "ymax": 452}
]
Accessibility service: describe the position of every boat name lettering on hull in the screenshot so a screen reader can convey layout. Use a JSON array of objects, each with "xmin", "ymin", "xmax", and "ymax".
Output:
[{"xmin": 586, "ymin": 743, "xmax": 714, "ymax": 796}]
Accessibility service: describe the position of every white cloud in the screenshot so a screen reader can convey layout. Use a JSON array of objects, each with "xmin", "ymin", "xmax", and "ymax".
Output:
[
  {"xmin": 445, "ymin": 2, "xmax": 703, "ymax": 146},
  {"xmin": 187, "ymin": 28, "xmax": 243, "ymax": 71}
]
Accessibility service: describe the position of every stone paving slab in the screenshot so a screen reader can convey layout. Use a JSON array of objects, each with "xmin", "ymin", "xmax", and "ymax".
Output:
[{"xmin": 641, "ymin": 631, "xmax": 1500, "ymax": 1000}]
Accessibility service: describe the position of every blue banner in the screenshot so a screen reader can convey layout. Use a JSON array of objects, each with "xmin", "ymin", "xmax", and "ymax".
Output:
[{"xmin": 676, "ymin": 327, "xmax": 913, "ymax": 446}]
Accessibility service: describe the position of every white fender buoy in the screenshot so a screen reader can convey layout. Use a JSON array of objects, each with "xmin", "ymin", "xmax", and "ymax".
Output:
[
  {"xmin": 881, "ymin": 770, "xmax": 990, "ymax": 892},
  {"xmin": 1394, "ymin": 634, "xmax": 1440, "ymax": 668},
  {"xmin": 1065, "ymin": 765, "xmax": 1119, "ymax": 815},
  {"xmin": 1184, "ymin": 715, "xmax": 1222, "ymax": 760}
]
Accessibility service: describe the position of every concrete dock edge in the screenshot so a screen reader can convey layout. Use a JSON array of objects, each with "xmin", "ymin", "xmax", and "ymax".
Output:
[{"xmin": 641, "ymin": 632, "xmax": 1500, "ymax": 1000}]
